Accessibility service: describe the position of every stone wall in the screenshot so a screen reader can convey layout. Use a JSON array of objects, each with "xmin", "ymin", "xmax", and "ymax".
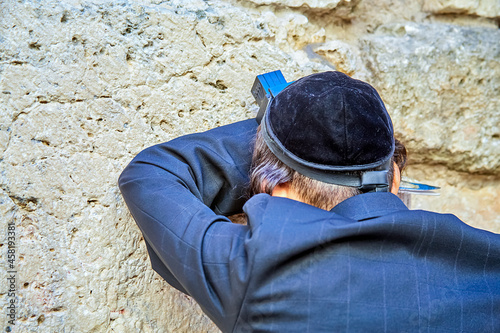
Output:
[{"xmin": 0, "ymin": 0, "xmax": 498, "ymax": 331}]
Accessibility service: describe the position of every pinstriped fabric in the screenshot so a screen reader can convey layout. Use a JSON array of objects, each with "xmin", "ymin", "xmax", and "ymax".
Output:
[
  {"xmin": 453, "ymin": 226, "xmax": 465, "ymax": 331},
  {"xmin": 483, "ymin": 236, "xmax": 495, "ymax": 332},
  {"xmin": 120, "ymin": 120, "xmax": 500, "ymax": 332}
]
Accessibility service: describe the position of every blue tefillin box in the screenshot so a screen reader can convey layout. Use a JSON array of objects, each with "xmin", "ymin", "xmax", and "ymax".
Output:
[{"xmin": 251, "ymin": 70, "xmax": 293, "ymax": 124}]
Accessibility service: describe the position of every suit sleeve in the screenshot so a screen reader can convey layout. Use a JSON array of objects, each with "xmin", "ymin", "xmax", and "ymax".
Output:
[{"xmin": 118, "ymin": 119, "xmax": 258, "ymax": 329}]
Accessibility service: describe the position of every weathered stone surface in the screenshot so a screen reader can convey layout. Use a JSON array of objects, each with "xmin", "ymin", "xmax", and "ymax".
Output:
[
  {"xmin": 0, "ymin": 0, "xmax": 304, "ymax": 331},
  {"xmin": 423, "ymin": 0, "xmax": 500, "ymax": 18},
  {"xmin": 0, "ymin": 0, "xmax": 499, "ymax": 332},
  {"xmin": 243, "ymin": 0, "xmax": 357, "ymax": 12},
  {"xmin": 406, "ymin": 164, "xmax": 500, "ymax": 233},
  {"xmin": 360, "ymin": 23, "xmax": 500, "ymax": 174},
  {"xmin": 312, "ymin": 40, "xmax": 367, "ymax": 76}
]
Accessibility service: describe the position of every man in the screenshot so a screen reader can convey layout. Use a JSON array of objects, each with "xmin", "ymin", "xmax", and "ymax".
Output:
[{"xmin": 119, "ymin": 72, "xmax": 500, "ymax": 332}]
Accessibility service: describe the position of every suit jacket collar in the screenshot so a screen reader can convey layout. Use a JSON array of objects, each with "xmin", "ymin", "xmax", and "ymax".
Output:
[
  {"xmin": 331, "ymin": 192, "xmax": 408, "ymax": 221},
  {"xmin": 245, "ymin": 192, "xmax": 408, "ymax": 227}
]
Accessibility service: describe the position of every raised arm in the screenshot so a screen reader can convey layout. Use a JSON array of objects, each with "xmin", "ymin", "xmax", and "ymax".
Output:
[{"xmin": 118, "ymin": 119, "xmax": 258, "ymax": 329}]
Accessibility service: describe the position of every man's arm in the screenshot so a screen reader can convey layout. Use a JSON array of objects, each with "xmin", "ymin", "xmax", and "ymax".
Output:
[{"xmin": 118, "ymin": 119, "xmax": 258, "ymax": 328}]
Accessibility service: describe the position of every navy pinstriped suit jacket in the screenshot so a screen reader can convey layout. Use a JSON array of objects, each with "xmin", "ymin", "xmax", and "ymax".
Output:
[{"xmin": 119, "ymin": 119, "xmax": 500, "ymax": 332}]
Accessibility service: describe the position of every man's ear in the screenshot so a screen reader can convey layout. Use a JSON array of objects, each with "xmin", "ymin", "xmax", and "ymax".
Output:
[
  {"xmin": 271, "ymin": 182, "xmax": 305, "ymax": 203},
  {"xmin": 271, "ymin": 182, "xmax": 290, "ymax": 198},
  {"xmin": 391, "ymin": 162, "xmax": 401, "ymax": 195}
]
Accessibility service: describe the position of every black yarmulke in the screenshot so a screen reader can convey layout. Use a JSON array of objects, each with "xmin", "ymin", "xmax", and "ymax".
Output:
[{"xmin": 261, "ymin": 71, "xmax": 395, "ymax": 184}]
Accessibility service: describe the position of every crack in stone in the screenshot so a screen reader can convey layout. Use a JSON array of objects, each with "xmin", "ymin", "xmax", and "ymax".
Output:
[{"xmin": 8, "ymin": 195, "xmax": 39, "ymax": 211}]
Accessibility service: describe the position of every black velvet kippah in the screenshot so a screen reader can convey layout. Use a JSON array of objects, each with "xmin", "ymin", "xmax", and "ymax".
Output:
[{"xmin": 261, "ymin": 71, "xmax": 395, "ymax": 185}]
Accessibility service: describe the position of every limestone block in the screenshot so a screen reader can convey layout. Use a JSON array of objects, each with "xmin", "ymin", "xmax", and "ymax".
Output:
[
  {"xmin": 360, "ymin": 23, "xmax": 500, "ymax": 174},
  {"xmin": 423, "ymin": 0, "xmax": 500, "ymax": 18},
  {"xmin": 243, "ymin": 0, "xmax": 357, "ymax": 12},
  {"xmin": 406, "ymin": 165, "xmax": 500, "ymax": 233},
  {"xmin": 241, "ymin": 0, "xmax": 360, "ymax": 18},
  {"xmin": 312, "ymin": 40, "xmax": 363, "ymax": 76},
  {"xmin": 261, "ymin": 12, "xmax": 310, "ymax": 50}
]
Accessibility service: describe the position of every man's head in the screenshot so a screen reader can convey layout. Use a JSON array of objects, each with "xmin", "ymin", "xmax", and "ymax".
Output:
[{"xmin": 250, "ymin": 71, "xmax": 407, "ymax": 210}]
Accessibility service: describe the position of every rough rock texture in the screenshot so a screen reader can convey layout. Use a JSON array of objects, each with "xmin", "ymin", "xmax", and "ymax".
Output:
[
  {"xmin": 406, "ymin": 165, "xmax": 500, "ymax": 233},
  {"xmin": 0, "ymin": 0, "xmax": 499, "ymax": 332},
  {"xmin": 361, "ymin": 23, "xmax": 500, "ymax": 174},
  {"xmin": 242, "ymin": 0, "xmax": 359, "ymax": 16},
  {"xmin": 423, "ymin": 0, "xmax": 500, "ymax": 18}
]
